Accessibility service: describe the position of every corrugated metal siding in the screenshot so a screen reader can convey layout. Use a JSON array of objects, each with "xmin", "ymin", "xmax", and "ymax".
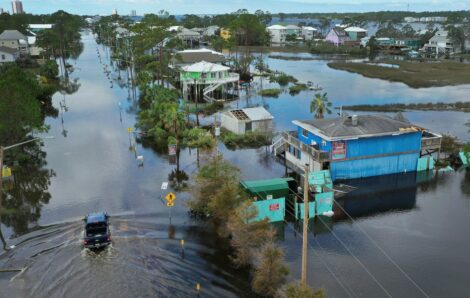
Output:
[
  {"xmin": 346, "ymin": 132, "xmax": 421, "ymax": 158},
  {"xmin": 331, "ymin": 152, "xmax": 419, "ymax": 180}
]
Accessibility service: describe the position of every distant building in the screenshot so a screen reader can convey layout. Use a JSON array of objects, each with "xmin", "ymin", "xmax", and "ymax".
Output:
[
  {"xmin": 219, "ymin": 28, "xmax": 231, "ymax": 40},
  {"xmin": 423, "ymin": 30, "xmax": 459, "ymax": 54},
  {"xmin": 301, "ymin": 26, "xmax": 318, "ymax": 41},
  {"xmin": 266, "ymin": 24, "xmax": 287, "ymax": 44},
  {"xmin": 285, "ymin": 24, "xmax": 301, "ymax": 35},
  {"xmin": 0, "ymin": 8, "xmax": 4, "ymax": 14},
  {"xmin": 394, "ymin": 38, "xmax": 421, "ymax": 50},
  {"xmin": 221, "ymin": 107, "xmax": 273, "ymax": 135},
  {"xmin": 28, "ymin": 24, "xmax": 54, "ymax": 33},
  {"xmin": 112, "ymin": 9, "xmax": 118, "ymax": 15},
  {"xmin": 202, "ymin": 25, "xmax": 219, "ymax": 37},
  {"xmin": 0, "ymin": 30, "xmax": 28, "ymax": 54},
  {"xmin": 130, "ymin": 10, "xmax": 136, "ymax": 17},
  {"xmin": 11, "ymin": 0, "xmax": 23, "ymax": 14},
  {"xmin": 404, "ymin": 16, "xmax": 447, "ymax": 23},
  {"xmin": 170, "ymin": 48, "xmax": 226, "ymax": 68},
  {"xmin": 272, "ymin": 114, "xmax": 441, "ymax": 180},
  {"xmin": 177, "ymin": 28, "xmax": 201, "ymax": 47},
  {"xmin": 344, "ymin": 26, "xmax": 367, "ymax": 41},
  {"xmin": 325, "ymin": 27, "xmax": 350, "ymax": 46},
  {"xmin": 0, "ymin": 46, "xmax": 19, "ymax": 63}
]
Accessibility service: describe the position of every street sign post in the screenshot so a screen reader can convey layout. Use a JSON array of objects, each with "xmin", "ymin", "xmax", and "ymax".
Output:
[
  {"xmin": 165, "ymin": 192, "xmax": 176, "ymax": 203},
  {"xmin": 165, "ymin": 192, "xmax": 176, "ymax": 224}
]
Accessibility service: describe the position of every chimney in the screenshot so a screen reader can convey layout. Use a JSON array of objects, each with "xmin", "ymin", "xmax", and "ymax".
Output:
[{"xmin": 351, "ymin": 115, "xmax": 358, "ymax": 126}]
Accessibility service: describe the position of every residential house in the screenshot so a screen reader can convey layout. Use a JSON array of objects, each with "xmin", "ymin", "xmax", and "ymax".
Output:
[
  {"xmin": 0, "ymin": 46, "xmax": 19, "ymax": 63},
  {"xmin": 423, "ymin": 30, "xmax": 458, "ymax": 54},
  {"xmin": 202, "ymin": 25, "xmax": 219, "ymax": 37},
  {"xmin": 344, "ymin": 26, "xmax": 367, "ymax": 41},
  {"xmin": 271, "ymin": 114, "xmax": 441, "ymax": 180},
  {"xmin": 177, "ymin": 28, "xmax": 201, "ymax": 47},
  {"xmin": 325, "ymin": 27, "xmax": 350, "ymax": 46},
  {"xmin": 285, "ymin": 24, "xmax": 301, "ymax": 35},
  {"xmin": 221, "ymin": 106, "xmax": 273, "ymax": 135},
  {"xmin": 301, "ymin": 26, "xmax": 318, "ymax": 41},
  {"xmin": 219, "ymin": 28, "xmax": 231, "ymax": 40},
  {"xmin": 266, "ymin": 24, "xmax": 287, "ymax": 44},
  {"xmin": 179, "ymin": 61, "xmax": 239, "ymax": 102},
  {"xmin": 0, "ymin": 29, "xmax": 28, "ymax": 54},
  {"xmin": 170, "ymin": 48, "xmax": 226, "ymax": 68},
  {"xmin": 394, "ymin": 38, "xmax": 421, "ymax": 50},
  {"xmin": 27, "ymin": 24, "xmax": 53, "ymax": 33}
]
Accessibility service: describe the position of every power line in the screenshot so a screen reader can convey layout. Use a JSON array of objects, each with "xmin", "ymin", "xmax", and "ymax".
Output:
[{"xmin": 332, "ymin": 200, "xmax": 429, "ymax": 297}]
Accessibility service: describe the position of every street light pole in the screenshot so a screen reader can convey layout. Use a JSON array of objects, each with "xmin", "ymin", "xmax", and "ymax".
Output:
[{"xmin": 0, "ymin": 136, "xmax": 54, "ymax": 250}]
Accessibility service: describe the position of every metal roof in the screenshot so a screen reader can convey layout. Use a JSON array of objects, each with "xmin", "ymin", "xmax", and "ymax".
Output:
[
  {"xmin": 267, "ymin": 25, "xmax": 286, "ymax": 30},
  {"xmin": 233, "ymin": 106, "xmax": 274, "ymax": 122},
  {"xmin": 181, "ymin": 61, "xmax": 229, "ymax": 72},
  {"xmin": 293, "ymin": 114, "xmax": 421, "ymax": 141},
  {"xmin": 241, "ymin": 178, "xmax": 294, "ymax": 199},
  {"xmin": 344, "ymin": 26, "xmax": 368, "ymax": 33},
  {"xmin": 0, "ymin": 30, "xmax": 26, "ymax": 40}
]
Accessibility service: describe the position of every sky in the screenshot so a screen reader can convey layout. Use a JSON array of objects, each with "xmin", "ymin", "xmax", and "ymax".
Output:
[{"xmin": 1, "ymin": 0, "xmax": 469, "ymax": 15}]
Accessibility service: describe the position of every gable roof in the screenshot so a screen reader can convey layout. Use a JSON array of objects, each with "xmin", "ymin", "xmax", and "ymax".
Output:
[
  {"xmin": 344, "ymin": 26, "xmax": 367, "ymax": 33},
  {"xmin": 181, "ymin": 60, "xmax": 229, "ymax": 72},
  {"xmin": 293, "ymin": 114, "xmax": 422, "ymax": 141},
  {"xmin": 331, "ymin": 27, "xmax": 348, "ymax": 38},
  {"xmin": 0, "ymin": 30, "xmax": 26, "ymax": 41},
  {"xmin": 178, "ymin": 28, "xmax": 200, "ymax": 37},
  {"xmin": 267, "ymin": 25, "xmax": 286, "ymax": 30}
]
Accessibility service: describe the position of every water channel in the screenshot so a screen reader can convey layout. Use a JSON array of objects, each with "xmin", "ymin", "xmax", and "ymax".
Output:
[{"xmin": 1, "ymin": 31, "xmax": 469, "ymax": 297}]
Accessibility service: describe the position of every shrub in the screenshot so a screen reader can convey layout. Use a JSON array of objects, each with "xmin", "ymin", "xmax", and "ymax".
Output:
[{"xmin": 259, "ymin": 88, "xmax": 282, "ymax": 97}]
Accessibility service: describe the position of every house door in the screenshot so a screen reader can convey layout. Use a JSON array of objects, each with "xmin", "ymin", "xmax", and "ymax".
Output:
[{"xmin": 245, "ymin": 122, "xmax": 252, "ymax": 132}]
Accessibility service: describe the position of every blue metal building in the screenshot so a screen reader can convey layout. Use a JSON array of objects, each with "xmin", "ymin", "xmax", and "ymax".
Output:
[{"xmin": 277, "ymin": 114, "xmax": 441, "ymax": 181}]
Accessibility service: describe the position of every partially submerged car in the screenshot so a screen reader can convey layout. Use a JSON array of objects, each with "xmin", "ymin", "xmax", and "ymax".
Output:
[{"xmin": 83, "ymin": 212, "xmax": 111, "ymax": 249}]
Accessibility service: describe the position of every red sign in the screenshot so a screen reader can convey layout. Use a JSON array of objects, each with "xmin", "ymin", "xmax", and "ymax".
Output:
[
  {"xmin": 269, "ymin": 203, "xmax": 280, "ymax": 211},
  {"xmin": 332, "ymin": 141, "xmax": 347, "ymax": 160}
]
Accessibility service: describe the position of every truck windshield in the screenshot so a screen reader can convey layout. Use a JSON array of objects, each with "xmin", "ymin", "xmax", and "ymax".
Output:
[{"xmin": 86, "ymin": 223, "xmax": 107, "ymax": 237}]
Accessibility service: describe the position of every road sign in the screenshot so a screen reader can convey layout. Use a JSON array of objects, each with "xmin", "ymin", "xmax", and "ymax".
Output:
[
  {"xmin": 161, "ymin": 182, "xmax": 168, "ymax": 190},
  {"xmin": 167, "ymin": 202, "xmax": 174, "ymax": 207},
  {"xmin": 165, "ymin": 192, "xmax": 176, "ymax": 202},
  {"xmin": 127, "ymin": 127, "xmax": 133, "ymax": 133}
]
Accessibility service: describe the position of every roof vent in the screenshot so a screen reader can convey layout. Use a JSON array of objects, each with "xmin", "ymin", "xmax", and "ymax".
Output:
[{"xmin": 351, "ymin": 115, "xmax": 358, "ymax": 126}]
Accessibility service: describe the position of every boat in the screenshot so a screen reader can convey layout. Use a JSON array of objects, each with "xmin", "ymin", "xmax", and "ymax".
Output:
[{"xmin": 309, "ymin": 83, "xmax": 322, "ymax": 91}]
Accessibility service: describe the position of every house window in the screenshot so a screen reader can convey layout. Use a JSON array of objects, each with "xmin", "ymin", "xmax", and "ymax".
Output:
[
  {"xmin": 301, "ymin": 128, "xmax": 309, "ymax": 138},
  {"xmin": 1, "ymin": 55, "xmax": 4, "ymax": 60}
]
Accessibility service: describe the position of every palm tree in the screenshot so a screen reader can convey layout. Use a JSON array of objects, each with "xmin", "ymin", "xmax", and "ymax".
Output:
[{"xmin": 310, "ymin": 92, "xmax": 332, "ymax": 119}]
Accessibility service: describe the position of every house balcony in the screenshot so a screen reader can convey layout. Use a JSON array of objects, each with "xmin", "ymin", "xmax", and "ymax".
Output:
[
  {"xmin": 181, "ymin": 73, "xmax": 239, "ymax": 85},
  {"xmin": 272, "ymin": 131, "xmax": 330, "ymax": 163}
]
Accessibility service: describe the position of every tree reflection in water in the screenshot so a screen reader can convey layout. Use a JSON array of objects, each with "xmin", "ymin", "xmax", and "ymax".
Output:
[{"xmin": 0, "ymin": 142, "xmax": 55, "ymax": 239}]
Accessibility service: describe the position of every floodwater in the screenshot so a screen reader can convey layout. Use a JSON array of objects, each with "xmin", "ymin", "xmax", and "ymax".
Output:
[{"xmin": 1, "ymin": 31, "xmax": 470, "ymax": 297}]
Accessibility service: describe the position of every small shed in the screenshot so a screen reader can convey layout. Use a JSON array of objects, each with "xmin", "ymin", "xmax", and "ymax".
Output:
[
  {"xmin": 241, "ymin": 178, "xmax": 294, "ymax": 222},
  {"xmin": 221, "ymin": 107, "xmax": 274, "ymax": 135}
]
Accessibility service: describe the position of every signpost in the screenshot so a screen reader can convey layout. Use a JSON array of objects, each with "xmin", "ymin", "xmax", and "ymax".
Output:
[{"xmin": 165, "ymin": 192, "xmax": 176, "ymax": 224}]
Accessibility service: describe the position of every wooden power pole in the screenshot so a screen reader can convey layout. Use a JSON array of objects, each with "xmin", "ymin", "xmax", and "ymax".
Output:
[{"xmin": 301, "ymin": 164, "xmax": 309, "ymax": 286}]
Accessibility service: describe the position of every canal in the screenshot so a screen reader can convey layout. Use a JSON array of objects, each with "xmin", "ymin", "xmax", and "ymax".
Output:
[{"xmin": 1, "ymin": 31, "xmax": 469, "ymax": 297}]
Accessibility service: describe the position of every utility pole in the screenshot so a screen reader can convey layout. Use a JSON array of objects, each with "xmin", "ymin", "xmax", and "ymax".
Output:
[{"xmin": 301, "ymin": 163, "xmax": 309, "ymax": 286}]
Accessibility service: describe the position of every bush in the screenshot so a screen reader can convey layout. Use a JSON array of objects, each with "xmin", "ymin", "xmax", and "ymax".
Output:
[
  {"xmin": 259, "ymin": 88, "xmax": 282, "ymax": 97},
  {"xmin": 310, "ymin": 41, "xmax": 367, "ymax": 56},
  {"xmin": 288, "ymin": 84, "xmax": 308, "ymax": 95},
  {"xmin": 220, "ymin": 129, "xmax": 272, "ymax": 150},
  {"xmin": 269, "ymin": 73, "xmax": 298, "ymax": 86},
  {"xmin": 279, "ymin": 283, "xmax": 325, "ymax": 298},
  {"xmin": 40, "ymin": 60, "xmax": 59, "ymax": 79}
]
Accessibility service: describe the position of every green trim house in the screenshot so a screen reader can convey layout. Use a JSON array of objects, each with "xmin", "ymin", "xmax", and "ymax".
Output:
[{"xmin": 180, "ymin": 60, "xmax": 239, "ymax": 102}]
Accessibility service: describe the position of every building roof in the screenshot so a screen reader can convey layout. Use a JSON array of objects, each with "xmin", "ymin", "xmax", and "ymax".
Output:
[
  {"xmin": 229, "ymin": 106, "xmax": 274, "ymax": 121},
  {"xmin": 331, "ymin": 27, "xmax": 348, "ymax": 37},
  {"xmin": 293, "ymin": 114, "xmax": 423, "ymax": 141},
  {"xmin": 241, "ymin": 177, "xmax": 294, "ymax": 200},
  {"xmin": 344, "ymin": 26, "xmax": 368, "ymax": 33},
  {"xmin": 0, "ymin": 46, "xmax": 18, "ymax": 54},
  {"xmin": 174, "ymin": 48, "xmax": 225, "ymax": 64},
  {"xmin": 178, "ymin": 28, "xmax": 201, "ymax": 37},
  {"xmin": 181, "ymin": 60, "xmax": 229, "ymax": 72},
  {"xmin": 267, "ymin": 25, "xmax": 286, "ymax": 30},
  {"xmin": 0, "ymin": 30, "xmax": 26, "ymax": 40},
  {"xmin": 28, "ymin": 24, "xmax": 53, "ymax": 29},
  {"xmin": 302, "ymin": 26, "xmax": 318, "ymax": 31}
]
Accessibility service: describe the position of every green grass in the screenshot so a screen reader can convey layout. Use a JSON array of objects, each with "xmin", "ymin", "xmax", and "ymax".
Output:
[
  {"xmin": 269, "ymin": 73, "xmax": 298, "ymax": 86},
  {"xmin": 220, "ymin": 129, "xmax": 272, "ymax": 150},
  {"xmin": 328, "ymin": 60, "xmax": 470, "ymax": 88},
  {"xmin": 259, "ymin": 88, "xmax": 282, "ymax": 97},
  {"xmin": 288, "ymin": 84, "xmax": 308, "ymax": 95},
  {"xmin": 310, "ymin": 42, "xmax": 367, "ymax": 56}
]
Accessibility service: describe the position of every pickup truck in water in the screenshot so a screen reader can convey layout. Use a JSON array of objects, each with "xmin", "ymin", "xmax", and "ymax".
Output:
[{"xmin": 83, "ymin": 212, "xmax": 111, "ymax": 249}]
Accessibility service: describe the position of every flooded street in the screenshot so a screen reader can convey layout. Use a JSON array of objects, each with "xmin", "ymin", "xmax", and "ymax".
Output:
[{"xmin": 1, "ymin": 31, "xmax": 470, "ymax": 297}]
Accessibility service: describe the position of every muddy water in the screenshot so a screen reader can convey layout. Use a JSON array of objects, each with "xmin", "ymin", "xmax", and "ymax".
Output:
[{"xmin": 1, "ymin": 31, "xmax": 470, "ymax": 297}]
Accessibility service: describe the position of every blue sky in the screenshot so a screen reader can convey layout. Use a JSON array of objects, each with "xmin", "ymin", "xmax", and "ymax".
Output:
[{"xmin": 2, "ymin": 0, "xmax": 469, "ymax": 15}]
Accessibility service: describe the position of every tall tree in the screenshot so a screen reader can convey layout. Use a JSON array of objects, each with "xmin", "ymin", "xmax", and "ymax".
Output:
[{"xmin": 310, "ymin": 92, "xmax": 332, "ymax": 119}]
